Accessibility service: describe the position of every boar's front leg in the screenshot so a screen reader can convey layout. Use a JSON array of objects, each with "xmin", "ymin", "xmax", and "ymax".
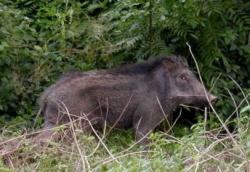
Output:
[{"xmin": 133, "ymin": 100, "xmax": 166, "ymax": 146}]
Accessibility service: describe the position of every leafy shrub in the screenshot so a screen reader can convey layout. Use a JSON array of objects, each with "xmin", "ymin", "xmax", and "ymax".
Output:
[
  {"xmin": 0, "ymin": 0, "xmax": 249, "ymax": 128},
  {"xmin": 0, "ymin": 2, "xmax": 249, "ymax": 171}
]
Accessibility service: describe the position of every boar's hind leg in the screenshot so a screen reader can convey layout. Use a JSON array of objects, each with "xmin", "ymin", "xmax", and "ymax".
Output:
[
  {"xmin": 32, "ymin": 103, "xmax": 61, "ymax": 144},
  {"xmin": 31, "ymin": 121, "xmax": 58, "ymax": 144},
  {"xmin": 133, "ymin": 103, "xmax": 164, "ymax": 146}
]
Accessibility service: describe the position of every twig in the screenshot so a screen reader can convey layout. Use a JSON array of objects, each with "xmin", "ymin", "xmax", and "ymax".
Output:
[
  {"xmin": 81, "ymin": 113, "xmax": 122, "ymax": 166},
  {"xmin": 57, "ymin": 99, "xmax": 89, "ymax": 172},
  {"xmin": 186, "ymin": 42, "xmax": 246, "ymax": 158}
]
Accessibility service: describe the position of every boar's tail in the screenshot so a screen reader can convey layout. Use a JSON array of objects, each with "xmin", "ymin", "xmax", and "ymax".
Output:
[
  {"xmin": 38, "ymin": 98, "xmax": 47, "ymax": 117},
  {"xmin": 38, "ymin": 89, "xmax": 50, "ymax": 117},
  {"xmin": 38, "ymin": 100, "xmax": 47, "ymax": 117}
]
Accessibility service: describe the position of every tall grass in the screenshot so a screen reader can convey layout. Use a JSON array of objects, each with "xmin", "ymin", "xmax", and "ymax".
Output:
[{"xmin": 0, "ymin": 49, "xmax": 249, "ymax": 172}]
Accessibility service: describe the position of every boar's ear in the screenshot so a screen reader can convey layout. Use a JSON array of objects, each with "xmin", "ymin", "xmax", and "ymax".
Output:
[{"xmin": 162, "ymin": 59, "xmax": 177, "ymax": 72}]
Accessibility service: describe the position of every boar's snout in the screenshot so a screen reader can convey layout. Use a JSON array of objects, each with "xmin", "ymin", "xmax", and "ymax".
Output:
[{"xmin": 208, "ymin": 93, "xmax": 217, "ymax": 104}]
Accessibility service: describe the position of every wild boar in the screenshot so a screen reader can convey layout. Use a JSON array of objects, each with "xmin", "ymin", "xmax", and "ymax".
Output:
[{"xmin": 36, "ymin": 55, "xmax": 216, "ymax": 145}]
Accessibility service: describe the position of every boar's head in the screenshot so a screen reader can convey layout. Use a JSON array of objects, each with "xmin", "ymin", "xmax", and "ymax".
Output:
[{"xmin": 162, "ymin": 56, "xmax": 217, "ymax": 107}]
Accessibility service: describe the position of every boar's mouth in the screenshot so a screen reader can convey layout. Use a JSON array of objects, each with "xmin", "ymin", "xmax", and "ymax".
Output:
[{"xmin": 171, "ymin": 94, "xmax": 217, "ymax": 107}]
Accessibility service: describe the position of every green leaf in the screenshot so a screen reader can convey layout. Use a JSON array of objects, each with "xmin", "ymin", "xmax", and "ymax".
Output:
[
  {"xmin": 34, "ymin": 45, "xmax": 43, "ymax": 52},
  {"xmin": 240, "ymin": 106, "xmax": 250, "ymax": 114}
]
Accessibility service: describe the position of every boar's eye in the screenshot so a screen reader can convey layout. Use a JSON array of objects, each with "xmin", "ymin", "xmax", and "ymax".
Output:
[{"xmin": 179, "ymin": 73, "xmax": 188, "ymax": 81}]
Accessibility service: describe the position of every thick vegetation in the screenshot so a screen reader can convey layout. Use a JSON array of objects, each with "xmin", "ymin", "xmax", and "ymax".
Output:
[{"xmin": 0, "ymin": 0, "xmax": 249, "ymax": 171}]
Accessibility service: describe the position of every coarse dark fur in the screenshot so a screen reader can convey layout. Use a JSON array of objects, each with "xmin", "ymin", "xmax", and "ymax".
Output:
[{"xmin": 35, "ymin": 55, "xmax": 216, "ymax": 145}]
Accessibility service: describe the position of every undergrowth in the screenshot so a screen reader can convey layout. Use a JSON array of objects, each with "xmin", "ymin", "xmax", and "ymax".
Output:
[
  {"xmin": 0, "ymin": 0, "xmax": 249, "ymax": 171},
  {"xmin": 0, "ymin": 101, "xmax": 249, "ymax": 171}
]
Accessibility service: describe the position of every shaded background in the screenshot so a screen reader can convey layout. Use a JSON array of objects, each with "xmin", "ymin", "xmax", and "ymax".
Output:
[{"xmin": 0, "ymin": 0, "xmax": 249, "ymax": 130}]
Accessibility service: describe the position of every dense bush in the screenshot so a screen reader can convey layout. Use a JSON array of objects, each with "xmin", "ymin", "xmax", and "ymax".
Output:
[
  {"xmin": 0, "ymin": 0, "xmax": 249, "ymax": 128},
  {"xmin": 0, "ymin": 1, "xmax": 249, "ymax": 171}
]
